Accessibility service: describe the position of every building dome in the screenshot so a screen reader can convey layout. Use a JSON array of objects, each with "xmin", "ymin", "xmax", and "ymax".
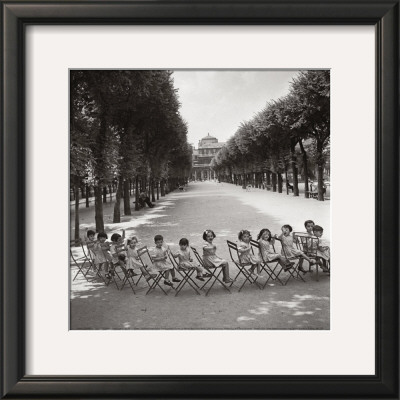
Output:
[{"xmin": 201, "ymin": 133, "xmax": 217, "ymax": 141}]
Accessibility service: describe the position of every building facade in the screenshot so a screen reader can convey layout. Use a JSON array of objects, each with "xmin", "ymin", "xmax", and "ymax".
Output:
[{"xmin": 191, "ymin": 133, "xmax": 225, "ymax": 181}]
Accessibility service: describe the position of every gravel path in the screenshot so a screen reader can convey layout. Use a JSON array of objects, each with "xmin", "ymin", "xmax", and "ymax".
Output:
[{"xmin": 70, "ymin": 181, "xmax": 330, "ymax": 330}]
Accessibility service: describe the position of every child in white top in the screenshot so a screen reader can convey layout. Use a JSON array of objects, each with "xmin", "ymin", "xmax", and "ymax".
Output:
[
  {"xmin": 126, "ymin": 236, "xmax": 157, "ymax": 281},
  {"xmin": 151, "ymin": 234, "xmax": 181, "ymax": 287},
  {"xmin": 257, "ymin": 228, "xmax": 294, "ymax": 271},
  {"xmin": 312, "ymin": 225, "xmax": 330, "ymax": 272},
  {"xmin": 237, "ymin": 229, "xmax": 263, "ymax": 278},
  {"xmin": 275, "ymin": 224, "xmax": 316, "ymax": 265},
  {"xmin": 202, "ymin": 229, "xmax": 234, "ymax": 283},
  {"xmin": 172, "ymin": 238, "xmax": 206, "ymax": 281}
]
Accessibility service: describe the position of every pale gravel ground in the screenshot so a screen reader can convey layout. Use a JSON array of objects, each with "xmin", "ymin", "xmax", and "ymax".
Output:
[{"xmin": 70, "ymin": 181, "xmax": 330, "ymax": 330}]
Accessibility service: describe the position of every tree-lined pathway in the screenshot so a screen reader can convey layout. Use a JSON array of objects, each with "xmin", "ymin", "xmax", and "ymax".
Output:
[{"xmin": 71, "ymin": 181, "xmax": 330, "ymax": 330}]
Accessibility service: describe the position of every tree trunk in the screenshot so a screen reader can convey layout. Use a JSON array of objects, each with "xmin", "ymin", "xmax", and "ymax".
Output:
[
  {"xmin": 285, "ymin": 166, "xmax": 289, "ymax": 195},
  {"xmin": 290, "ymin": 139, "xmax": 300, "ymax": 196},
  {"xmin": 299, "ymin": 139, "xmax": 310, "ymax": 198},
  {"xmin": 277, "ymin": 173, "xmax": 283, "ymax": 193},
  {"xmin": 151, "ymin": 178, "xmax": 156, "ymax": 202},
  {"xmin": 123, "ymin": 179, "xmax": 131, "ymax": 215},
  {"xmin": 113, "ymin": 176, "xmax": 123, "ymax": 222},
  {"xmin": 161, "ymin": 179, "xmax": 165, "ymax": 196},
  {"xmin": 272, "ymin": 172, "xmax": 277, "ymax": 192},
  {"xmin": 317, "ymin": 141, "xmax": 325, "ymax": 201},
  {"xmin": 74, "ymin": 177, "xmax": 80, "ymax": 241},
  {"xmin": 156, "ymin": 181, "xmax": 160, "ymax": 200},
  {"xmin": 94, "ymin": 186, "xmax": 104, "ymax": 232},
  {"xmin": 266, "ymin": 170, "xmax": 271, "ymax": 188},
  {"xmin": 134, "ymin": 176, "xmax": 140, "ymax": 210},
  {"xmin": 109, "ymin": 185, "xmax": 112, "ymax": 202},
  {"xmin": 85, "ymin": 184, "xmax": 90, "ymax": 208},
  {"xmin": 103, "ymin": 186, "xmax": 107, "ymax": 203}
]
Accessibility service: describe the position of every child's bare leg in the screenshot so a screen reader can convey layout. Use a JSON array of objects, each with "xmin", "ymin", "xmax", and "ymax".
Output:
[{"xmin": 222, "ymin": 262, "xmax": 233, "ymax": 282}]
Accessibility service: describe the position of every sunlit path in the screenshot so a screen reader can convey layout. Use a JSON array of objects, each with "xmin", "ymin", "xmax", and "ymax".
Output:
[{"xmin": 71, "ymin": 181, "xmax": 330, "ymax": 330}]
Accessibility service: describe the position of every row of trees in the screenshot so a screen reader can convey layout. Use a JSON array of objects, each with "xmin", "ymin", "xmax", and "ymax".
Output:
[
  {"xmin": 71, "ymin": 70, "xmax": 192, "ymax": 239},
  {"xmin": 211, "ymin": 70, "xmax": 330, "ymax": 200}
]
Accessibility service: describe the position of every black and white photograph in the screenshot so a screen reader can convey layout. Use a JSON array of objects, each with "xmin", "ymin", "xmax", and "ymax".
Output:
[{"xmin": 70, "ymin": 69, "xmax": 330, "ymax": 330}]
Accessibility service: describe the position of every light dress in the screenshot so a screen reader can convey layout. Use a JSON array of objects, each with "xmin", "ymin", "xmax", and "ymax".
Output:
[
  {"xmin": 110, "ymin": 239, "xmax": 127, "ymax": 263},
  {"xmin": 258, "ymin": 238, "xmax": 281, "ymax": 262},
  {"xmin": 316, "ymin": 238, "xmax": 330, "ymax": 260},
  {"xmin": 237, "ymin": 241, "xmax": 260, "ymax": 265},
  {"xmin": 126, "ymin": 247, "xmax": 143, "ymax": 272},
  {"xmin": 86, "ymin": 240, "xmax": 97, "ymax": 260},
  {"xmin": 202, "ymin": 242, "xmax": 227, "ymax": 268},
  {"xmin": 151, "ymin": 245, "xmax": 173, "ymax": 272},
  {"xmin": 173, "ymin": 248, "xmax": 203, "ymax": 272},
  {"xmin": 279, "ymin": 234, "xmax": 304, "ymax": 258},
  {"xmin": 93, "ymin": 241, "xmax": 112, "ymax": 265}
]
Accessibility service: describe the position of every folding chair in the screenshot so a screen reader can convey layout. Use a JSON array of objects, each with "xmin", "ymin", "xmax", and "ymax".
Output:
[
  {"xmin": 250, "ymin": 239, "xmax": 284, "ymax": 288},
  {"xmin": 275, "ymin": 238, "xmax": 306, "ymax": 285},
  {"xmin": 294, "ymin": 233, "xmax": 329, "ymax": 282},
  {"xmin": 98, "ymin": 242, "xmax": 120, "ymax": 290},
  {"xmin": 226, "ymin": 240, "xmax": 262, "ymax": 292},
  {"xmin": 167, "ymin": 252, "xmax": 201, "ymax": 296},
  {"xmin": 83, "ymin": 240, "xmax": 109, "ymax": 284},
  {"xmin": 114, "ymin": 243, "xmax": 140, "ymax": 293},
  {"xmin": 137, "ymin": 246, "xmax": 168, "ymax": 295},
  {"xmin": 70, "ymin": 239, "xmax": 94, "ymax": 281},
  {"xmin": 191, "ymin": 246, "xmax": 231, "ymax": 296}
]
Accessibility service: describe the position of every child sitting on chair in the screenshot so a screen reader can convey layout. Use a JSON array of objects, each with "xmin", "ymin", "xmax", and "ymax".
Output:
[
  {"xmin": 297, "ymin": 220, "xmax": 317, "ymax": 273},
  {"xmin": 85, "ymin": 229, "xmax": 97, "ymax": 261},
  {"xmin": 151, "ymin": 234, "xmax": 181, "ymax": 287},
  {"xmin": 172, "ymin": 238, "xmax": 206, "ymax": 281},
  {"xmin": 312, "ymin": 225, "xmax": 330, "ymax": 272},
  {"xmin": 275, "ymin": 224, "xmax": 316, "ymax": 266},
  {"xmin": 126, "ymin": 236, "xmax": 156, "ymax": 281},
  {"xmin": 202, "ymin": 229, "xmax": 234, "ymax": 284},
  {"xmin": 257, "ymin": 228, "xmax": 294, "ymax": 271},
  {"xmin": 237, "ymin": 229, "xmax": 263, "ymax": 278},
  {"xmin": 92, "ymin": 232, "xmax": 113, "ymax": 277}
]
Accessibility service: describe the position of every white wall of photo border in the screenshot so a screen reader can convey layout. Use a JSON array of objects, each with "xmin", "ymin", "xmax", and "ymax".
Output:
[{"xmin": 25, "ymin": 25, "xmax": 375, "ymax": 375}]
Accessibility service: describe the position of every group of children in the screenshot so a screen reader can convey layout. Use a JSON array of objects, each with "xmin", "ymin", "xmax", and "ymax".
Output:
[{"xmin": 83, "ymin": 219, "xmax": 330, "ymax": 289}]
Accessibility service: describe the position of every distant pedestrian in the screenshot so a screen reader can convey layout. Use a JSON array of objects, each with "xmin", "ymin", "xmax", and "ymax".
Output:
[{"xmin": 139, "ymin": 192, "xmax": 154, "ymax": 208}]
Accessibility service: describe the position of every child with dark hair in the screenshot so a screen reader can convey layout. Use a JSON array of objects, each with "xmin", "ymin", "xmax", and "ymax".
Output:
[
  {"xmin": 172, "ymin": 238, "xmax": 206, "ymax": 281},
  {"xmin": 92, "ymin": 232, "xmax": 113, "ymax": 276},
  {"xmin": 297, "ymin": 220, "xmax": 317, "ymax": 273},
  {"xmin": 275, "ymin": 224, "xmax": 315, "ymax": 265},
  {"xmin": 151, "ymin": 234, "xmax": 181, "ymax": 287},
  {"xmin": 304, "ymin": 220, "xmax": 315, "ymax": 235},
  {"xmin": 126, "ymin": 236, "xmax": 156, "ymax": 281},
  {"xmin": 237, "ymin": 229, "xmax": 263, "ymax": 278},
  {"xmin": 312, "ymin": 225, "xmax": 330, "ymax": 272},
  {"xmin": 257, "ymin": 228, "xmax": 293, "ymax": 271},
  {"xmin": 85, "ymin": 229, "xmax": 97, "ymax": 261},
  {"xmin": 202, "ymin": 229, "xmax": 234, "ymax": 283}
]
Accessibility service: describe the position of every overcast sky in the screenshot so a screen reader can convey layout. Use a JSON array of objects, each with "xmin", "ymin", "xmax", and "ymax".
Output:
[{"xmin": 172, "ymin": 70, "xmax": 300, "ymax": 147}]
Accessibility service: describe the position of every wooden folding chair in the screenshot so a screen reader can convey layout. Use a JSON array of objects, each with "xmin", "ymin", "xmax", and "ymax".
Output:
[
  {"xmin": 250, "ymin": 239, "xmax": 284, "ymax": 288},
  {"xmin": 294, "ymin": 233, "xmax": 329, "ymax": 282},
  {"xmin": 226, "ymin": 240, "xmax": 262, "ymax": 292},
  {"xmin": 168, "ymin": 252, "xmax": 201, "ymax": 296},
  {"xmin": 275, "ymin": 238, "xmax": 305, "ymax": 285},
  {"xmin": 191, "ymin": 246, "xmax": 231, "ymax": 296},
  {"xmin": 70, "ymin": 239, "xmax": 92, "ymax": 281},
  {"xmin": 137, "ymin": 246, "xmax": 168, "ymax": 295}
]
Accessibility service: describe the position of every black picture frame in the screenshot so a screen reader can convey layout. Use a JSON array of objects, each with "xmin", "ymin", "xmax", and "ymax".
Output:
[{"xmin": 1, "ymin": 1, "xmax": 398, "ymax": 398}]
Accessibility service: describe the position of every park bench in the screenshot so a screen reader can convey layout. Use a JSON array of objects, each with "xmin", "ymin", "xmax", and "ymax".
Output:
[
  {"xmin": 306, "ymin": 191, "xmax": 319, "ymax": 199},
  {"xmin": 266, "ymin": 184, "xmax": 272, "ymax": 191}
]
